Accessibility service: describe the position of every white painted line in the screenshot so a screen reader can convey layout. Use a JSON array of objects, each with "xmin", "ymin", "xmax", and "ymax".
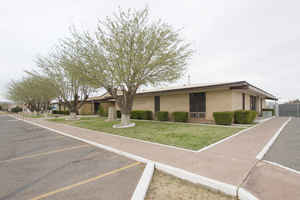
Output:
[
  {"xmin": 13, "ymin": 115, "xmax": 274, "ymax": 155},
  {"xmin": 197, "ymin": 117, "xmax": 274, "ymax": 153},
  {"xmin": 238, "ymin": 188, "xmax": 259, "ymax": 200},
  {"xmin": 155, "ymin": 162, "xmax": 237, "ymax": 197},
  {"xmin": 13, "ymin": 117, "xmax": 149, "ymax": 163},
  {"xmin": 263, "ymin": 160, "xmax": 300, "ymax": 175},
  {"xmin": 13, "ymin": 115, "xmax": 261, "ymax": 200},
  {"xmin": 131, "ymin": 162, "xmax": 154, "ymax": 200},
  {"xmin": 256, "ymin": 117, "xmax": 292, "ymax": 160}
]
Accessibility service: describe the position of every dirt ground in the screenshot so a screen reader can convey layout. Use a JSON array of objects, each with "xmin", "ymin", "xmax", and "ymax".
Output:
[{"xmin": 145, "ymin": 170, "xmax": 237, "ymax": 200}]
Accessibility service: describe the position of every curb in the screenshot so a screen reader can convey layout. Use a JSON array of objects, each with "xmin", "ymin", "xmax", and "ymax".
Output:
[
  {"xmin": 131, "ymin": 162, "xmax": 154, "ymax": 200},
  {"xmin": 196, "ymin": 118, "xmax": 272, "ymax": 153},
  {"xmin": 256, "ymin": 117, "xmax": 291, "ymax": 160},
  {"xmin": 262, "ymin": 160, "xmax": 300, "ymax": 175},
  {"xmin": 238, "ymin": 188, "xmax": 259, "ymax": 200},
  {"xmin": 155, "ymin": 162, "xmax": 237, "ymax": 196},
  {"xmin": 12, "ymin": 115, "xmax": 260, "ymax": 200}
]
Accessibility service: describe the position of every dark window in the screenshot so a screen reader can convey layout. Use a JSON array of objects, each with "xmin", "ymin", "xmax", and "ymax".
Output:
[
  {"xmin": 189, "ymin": 93, "xmax": 206, "ymax": 112},
  {"xmin": 250, "ymin": 95, "xmax": 257, "ymax": 111},
  {"xmin": 242, "ymin": 93, "xmax": 245, "ymax": 110},
  {"xmin": 154, "ymin": 96, "xmax": 160, "ymax": 112},
  {"xmin": 94, "ymin": 102, "xmax": 100, "ymax": 114}
]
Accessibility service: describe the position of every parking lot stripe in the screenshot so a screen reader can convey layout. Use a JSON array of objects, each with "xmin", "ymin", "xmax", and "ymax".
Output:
[
  {"xmin": 29, "ymin": 161, "xmax": 141, "ymax": 200},
  {"xmin": 0, "ymin": 144, "xmax": 89, "ymax": 163}
]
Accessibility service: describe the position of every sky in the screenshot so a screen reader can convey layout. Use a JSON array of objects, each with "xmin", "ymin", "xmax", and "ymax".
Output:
[{"xmin": 1, "ymin": 0, "xmax": 299, "ymax": 102}]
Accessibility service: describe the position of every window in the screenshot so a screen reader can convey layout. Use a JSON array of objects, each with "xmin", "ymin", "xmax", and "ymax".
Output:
[
  {"xmin": 250, "ymin": 95, "xmax": 257, "ymax": 111},
  {"xmin": 189, "ymin": 92, "xmax": 206, "ymax": 118},
  {"xmin": 242, "ymin": 93, "xmax": 245, "ymax": 110},
  {"xmin": 154, "ymin": 96, "xmax": 160, "ymax": 112}
]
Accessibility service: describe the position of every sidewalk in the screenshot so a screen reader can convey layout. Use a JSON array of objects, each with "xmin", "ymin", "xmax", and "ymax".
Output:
[
  {"xmin": 15, "ymin": 116, "xmax": 299, "ymax": 199},
  {"xmin": 242, "ymin": 161, "xmax": 300, "ymax": 200}
]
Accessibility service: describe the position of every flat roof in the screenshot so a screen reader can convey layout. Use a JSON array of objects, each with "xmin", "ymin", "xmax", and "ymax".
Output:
[{"xmin": 87, "ymin": 81, "xmax": 277, "ymax": 101}]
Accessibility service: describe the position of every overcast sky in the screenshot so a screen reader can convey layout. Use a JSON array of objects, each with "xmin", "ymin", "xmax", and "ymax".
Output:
[{"xmin": 1, "ymin": 0, "xmax": 299, "ymax": 102}]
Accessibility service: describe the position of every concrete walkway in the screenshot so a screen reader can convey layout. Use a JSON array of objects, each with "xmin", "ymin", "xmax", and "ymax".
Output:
[{"xmin": 13, "ymin": 116, "xmax": 299, "ymax": 200}]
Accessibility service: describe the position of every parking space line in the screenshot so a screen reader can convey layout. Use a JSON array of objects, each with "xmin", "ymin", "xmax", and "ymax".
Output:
[
  {"xmin": 29, "ymin": 161, "xmax": 141, "ymax": 200},
  {"xmin": 17, "ymin": 135, "xmax": 65, "ymax": 143},
  {"xmin": 0, "ymin": 144, "xmax": 89, "ymax": 164}
]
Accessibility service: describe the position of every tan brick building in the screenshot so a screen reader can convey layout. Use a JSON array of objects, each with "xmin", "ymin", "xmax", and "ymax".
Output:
[{"xmin": 80, "ymin": 81, "xmax": 277, "ymax": 122}]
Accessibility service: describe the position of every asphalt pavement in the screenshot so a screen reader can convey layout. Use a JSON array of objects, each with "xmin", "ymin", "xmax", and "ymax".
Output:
[
  {"xmin": 264, "ymin": 117, "xmax": 300, "ymax": 171},
  {"xmin": 0, "ymin": 115, "xmax": 144, "ymax": 200}
]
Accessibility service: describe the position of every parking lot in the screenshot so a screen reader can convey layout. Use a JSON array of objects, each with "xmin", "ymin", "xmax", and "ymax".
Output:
[
  {"xmin": 264, "ymin": 117, "xmax": 300, "ymax": 171},
  {"xmin": 0, "ymin": 115, "xmax": 144, "ymax": 200}
]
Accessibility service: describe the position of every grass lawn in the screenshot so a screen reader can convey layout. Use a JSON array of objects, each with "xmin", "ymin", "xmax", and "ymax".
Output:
[{"xmin": 48, "ymin": 117, "xmax": 243, "ymax": 150}]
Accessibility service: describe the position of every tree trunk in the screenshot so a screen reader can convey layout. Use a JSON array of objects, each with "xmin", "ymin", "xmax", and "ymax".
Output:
[
  {"xmin": 113, "ymin": 91, "xmax": 136, "ymax": 128},
  {"xmin": 121, "ymin": 114, "xmax": 130, "ymax": 125}
]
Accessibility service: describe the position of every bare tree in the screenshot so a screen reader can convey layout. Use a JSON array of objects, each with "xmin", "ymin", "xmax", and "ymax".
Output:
[{"xmin": 69, "ymin": 7, "xmax": 193, "ymax": 127}]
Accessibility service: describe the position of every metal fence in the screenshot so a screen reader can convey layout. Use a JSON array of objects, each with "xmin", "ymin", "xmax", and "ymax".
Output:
[{"xmin": 279, "ymin": 103, "xmax": 300, "ymax": 117}]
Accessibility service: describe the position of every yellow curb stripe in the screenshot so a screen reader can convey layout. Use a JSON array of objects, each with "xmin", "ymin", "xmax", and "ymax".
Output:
[
  {"xmin": 30, "ymin": 161, "xmax": 141, "ymax": 200},
  {"xmin": 0, "ymin": 144, "xmax": 89, "ymax": 163}
]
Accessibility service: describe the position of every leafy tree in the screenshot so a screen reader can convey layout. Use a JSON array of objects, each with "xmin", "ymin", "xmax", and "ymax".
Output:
[
  {"xmin": 35, "ymin": 41, "xmax": 96, "ymax": 118},
  {"xmin": 7, "ymin": 74, "xmax": 58, "ymax": 113},
  {"xmin": 68, "ymin": 7, "xmax": 193, "ymax": 126}
]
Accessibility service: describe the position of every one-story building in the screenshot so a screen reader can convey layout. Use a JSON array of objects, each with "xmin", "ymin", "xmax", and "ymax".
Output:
[{"xmin": 79, "ymin": 81, "xmax": 277, "ymax": 122}]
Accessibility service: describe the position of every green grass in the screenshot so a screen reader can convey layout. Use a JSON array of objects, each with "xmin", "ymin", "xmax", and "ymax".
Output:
[{"xmin": 48, "ymin": 117, "xmax": 244, "ymax": 150}]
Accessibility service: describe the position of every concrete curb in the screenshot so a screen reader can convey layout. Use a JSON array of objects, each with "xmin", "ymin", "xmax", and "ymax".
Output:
[
  {"xmin": 263, "ymin": 160, "xmax": 300, "ymax": 175},
  {"xmin": 13, "ymin": 114, "xmax": 274, "ymax": 155},
  {"xmin": 155, "ymin": 162, "xmax": 237, "ymax": 196},
  {"xmin": 238, "ymin": 188, "xmax": 259, "ymax": 200},
  {"xmin": 196, "ymin": 118, "xmax": 273, "ymax": 153},
  {"xmin": 12, "ymin": 115, "xmax": 260, "ymax": 200},
  {"xmin": 131, "ymin": 162, "xmax": 154, "ymax": 200},
  {"xmin": 256, "ymin": 117, "xmax": 291, "ymax": 160}
]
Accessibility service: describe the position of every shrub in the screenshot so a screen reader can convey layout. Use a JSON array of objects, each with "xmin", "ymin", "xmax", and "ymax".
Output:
[
  {"xmin": 116, "ymin": 110, "xmax": 121, "ymax": 118},
  {"xmin": 213, "ymin": 111, "xmax": 234, "ymax": 125},
  {"xmin": 130, "ymin": 110, "xmax": 153, "ymax": 120},
  {"xmin": 234, "ymin": 110, "xmax": 257, "ymax": 124},
  {"xmin": 172, "ymin": 112, "xmax": 188, "ymax": 122},
  {"xmin": 262, "ymin": 108, "xmax": 275, "ymax": 116},
  {"xmin": 0, "ymin": 105, "xmax": 2, "ymax": 110},
  {"xmin": 52, "ymin": 110, "xmax": 70, "ymax": 115},
  {"xmin": 98, "ymin": 105, "xmax": 107, "ymax": 117},
  {"xmin": 11, "ymin": 106, "xmax": 23, "ymax": 113},
  {"xmin": 156, "ymin": 111, "xmax": 169, "ymax": 121}
]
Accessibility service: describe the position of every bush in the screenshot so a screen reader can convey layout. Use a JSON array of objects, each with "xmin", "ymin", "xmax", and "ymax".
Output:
[
  {"xmin": 234, "ymin": 110, "xmax": 257, "ymax": 124},
  {"xmin": 213, "ymin": 111, "xmax": 234, "ymax": 125},
  {"xmin": 52, "ymin": 110, "xmax": 70, "ymax": 115},
  {"xmin": 11, "ymin": 106, "xmax": 23, "ymax": 113},
  {"xmin": 0, "ymin": 105, "xmax": 2, "ymax": 110},
  {"xmin": 116, "ymin": 110, "xmax": 121, "ymax": 118},
  {"xmin": 156, "ymin": 111, "xmax": 169, "ymax": 121},
  {"xmin": 172, "ymin": 112, "xmax": 188, "ymax": 122},
  {"xmin": 98, "ymin": 105, "xmax": 107, "ymax": 117},
  {"xmin": 130, "ymin": 110, "xmax": 153, "ymax": 120},
  {"xmin": 262, "ymin": 108, "xmax": 275, "ymax": 116}
]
